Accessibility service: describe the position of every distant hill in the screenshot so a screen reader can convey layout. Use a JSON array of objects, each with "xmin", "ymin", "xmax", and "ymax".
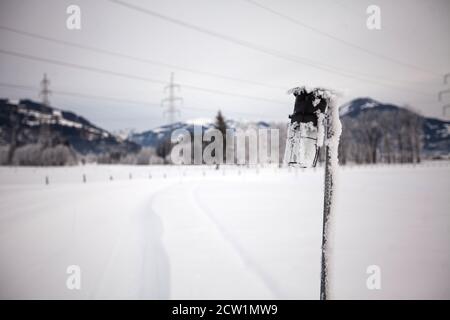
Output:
[
  {"xmin": 0, "ymin": 99, "xmax": 140, "ymax": 155},
  {"xmin": 340, "ymin": 97, "xmax": 450, "ymax": 157},
  {"xmin": 129, "ymin": 118, "xmax": 271, "ymax": 148},
  {"xmin": 2, "ymin": 97, "xmax": 448, "ymax": 163}
]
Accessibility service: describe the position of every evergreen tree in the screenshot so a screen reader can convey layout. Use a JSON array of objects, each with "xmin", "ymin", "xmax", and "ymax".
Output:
[
  {"xmin": 156, "ymin": 137, "xmax": 172, "ymax": 164},
  {"xmin": 215, "ymin": 110, "xmax": 227, "ymax": 162}
]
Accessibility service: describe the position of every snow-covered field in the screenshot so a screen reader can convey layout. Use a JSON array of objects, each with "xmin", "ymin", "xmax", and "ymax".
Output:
[{"xmin": 0, "ymin": 163, "xmax": 449, "ymax": 299}]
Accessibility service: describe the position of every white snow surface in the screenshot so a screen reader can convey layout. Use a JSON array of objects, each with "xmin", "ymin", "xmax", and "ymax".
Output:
[
  {"xmin": 339, "ymin": 99, "xmax": 379, "ymax": 116},
  {"xmin": 0, "ymin": 163, "xmax": 449, "ymax": 299},
  {"xmin": 185, "ymin": 118, "xmax": 214, "ymax": 126}
]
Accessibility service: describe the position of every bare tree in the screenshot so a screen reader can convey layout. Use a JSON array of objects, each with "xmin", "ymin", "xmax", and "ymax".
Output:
[{"xmin": 338, "ymin": 107, "xmax": 423, "ymax": 165}]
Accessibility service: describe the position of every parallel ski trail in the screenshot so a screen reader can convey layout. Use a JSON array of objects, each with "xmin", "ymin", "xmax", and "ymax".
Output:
[
  {"xmin": 189, "ymin": 182, "xmax": 291, "ymax": 299},
  {"xmin": 152, "ymin": 180, "xmax": 275, "ymax": 299}
]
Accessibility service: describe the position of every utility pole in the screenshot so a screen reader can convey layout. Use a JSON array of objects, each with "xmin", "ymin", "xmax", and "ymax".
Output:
[
  {"xmin": 438, "ymin": 89, "xmax": 450, "ymax": 102},
  {"xmin": 320, "ymin": 97, "xmax": 341, "ymax": 300},
  {"xmin": 161, "ymin": 72, "xmax": 183, "ymax": 124},
  {"xmin": 444, "ymin": 73, "xmax": 450, "ymax": 85},
  {"xmin": 439, "ymin": 73, "xmax": 450, "ymax": 117},
  {"xmin": 39, "ymin": 73, "xmax": 51, "ymax": 106},
  {"xmin": 38, "ymin": 73, "xmax": 51, "ymax": 146},
  {"xmin": 443, "ymin": 104, "xmax": 450, "ymax": 117},
  {"xmin": 7, "ymin": 112, "xmax": 18, "ymax": 165},
  {"xmin": 320, "ymin": 105, "xmax": 332, "ymax": 300}
]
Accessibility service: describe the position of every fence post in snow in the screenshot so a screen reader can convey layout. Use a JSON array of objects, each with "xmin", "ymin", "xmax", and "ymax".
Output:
[
  {"xmin": 320, "ymin": 97, "xmax": 342, "ymax": 300},
  {"xmin": 45, "ymin": 175, "xmax": 49, "ymax": 185}
]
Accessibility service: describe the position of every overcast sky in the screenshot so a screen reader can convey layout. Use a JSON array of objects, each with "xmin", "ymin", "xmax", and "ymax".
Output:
[{"xmin": 0, "ymin": 0, "xmax": 449, "ymax": 132}]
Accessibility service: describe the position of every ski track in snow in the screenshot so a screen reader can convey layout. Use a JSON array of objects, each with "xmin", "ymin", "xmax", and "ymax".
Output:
[
  {"xmin": 189, "ymin": 182, "xmax": 288, "ymax": 299},
  {"xmin": 0, "ymin": 164, "xmax": 449, "ymax": 299},
  {"xmin": 151, "ymin": 178, "xmax": 277, "ymax": 299},
  {"xmin": 91, "ymin": 182, "xmax": 174, "ymax": 299}
]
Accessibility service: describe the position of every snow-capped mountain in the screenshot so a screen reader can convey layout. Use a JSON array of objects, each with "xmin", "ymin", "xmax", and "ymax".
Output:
[
  {"xmin": 340, "ymin": 97, "xmax": 450, "ymax": 155},
  {"xmin": 339, "ymin": 97, "xmax": 399, "ymax": 117},
  {"xmin": 0, "ymin": 99, "xmax": 140, "ymax": 155},
  {"xmin": 112, "ymin": 128, "xmax": 137, "ymax": 141},
  {"xmin": 3, "ymin": 97, "xmax": 447, "ymax": 159},
  {"xmin": 129, "ymin": 118, "xmax": 271, "ymax": 148}
]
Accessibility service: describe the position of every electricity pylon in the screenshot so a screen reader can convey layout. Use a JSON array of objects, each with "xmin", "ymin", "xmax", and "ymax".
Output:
[
  {"xmin": 439, "ymin": 73, "xmax": 450, "ymax": 117},
  {"xmin": 444, "ymin": 73, "xmax": 450, "ymax": 85},
  {"xmin": 443, "ymin": 104, "xmax": 450, "ymax": 117},
  {"xmin": 38, "ymin": 73, "xmax": 52, "ymax": 146},
  {"xmin": 161, "ymin": 72, "xmax": 183, "ymax": 124},
  {"xmin": 39, "ymin": 73, "xmax": 51, "ymax": 106}
]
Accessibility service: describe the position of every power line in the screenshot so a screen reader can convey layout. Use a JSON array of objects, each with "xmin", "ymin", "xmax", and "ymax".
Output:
[
  {"xmin": 0, "ymin": 48, "xmax": 287, "ymax": 105},
  {"xmin": 0, "ymin": 25, "xmax": 285, "ymax": 91},
  {"xmin": 2, "ymin": 82, "xmax": 162, "ymax": 106},
  {"xmin": 0, "ymin": 81, "xmax": 160, "ymax": 106},
  {"xmin": 0, "ymin": 82, "xmax": 281, "ymax": 118},
  {"xmin": 241, "ymin": 0, "xmax": 441, "ymax": 77},
  {"xmin": 0, "ymin": 23, "xmax": 429, "ymax": 93},
  {"xmin": 107, "ymin": 0, "xmax": 434, "ymax": 96}
]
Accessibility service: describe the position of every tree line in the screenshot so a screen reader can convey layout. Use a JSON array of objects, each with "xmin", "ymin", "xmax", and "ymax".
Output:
[
  {"xmin": 338, "ymin": 107, "xmax": 423, "ymax": 164},
  {"xmin": 1, "ymin": 108, "xmax": 425, "ymax": 166}
]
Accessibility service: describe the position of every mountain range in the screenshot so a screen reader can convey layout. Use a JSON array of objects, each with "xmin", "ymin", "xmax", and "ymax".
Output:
[
  {"xmin": 0, "ymin": 97, "xmax": 448, "ymax": 157},
  {"xmin": 339, "ymin": 97, "xmax": 450, "ymax": 155},
  {"xmin": 0, "ymin": 99, "xmax": 139, "ymax": 155},
  {"xmin": 129, "ymin": 119, "xmax": 271, "ymax": 148}
]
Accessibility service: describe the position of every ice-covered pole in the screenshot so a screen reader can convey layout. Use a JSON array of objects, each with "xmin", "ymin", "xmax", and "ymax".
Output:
[{"xmin": 320, "ymin": 97, "xmax": 341, "ymax": 300}]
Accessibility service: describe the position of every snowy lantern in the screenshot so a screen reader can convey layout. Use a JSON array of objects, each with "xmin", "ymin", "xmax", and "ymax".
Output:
[
  {"xmin": 284, "ymin": 86, "xmax": 341, "ymax": 300},
  {"xmin": 283, "ymin": 87, "xmax": 329, "ymax": 168}
]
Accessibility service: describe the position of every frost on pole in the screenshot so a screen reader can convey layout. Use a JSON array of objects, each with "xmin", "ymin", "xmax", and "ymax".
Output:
[
  {"xmin": 284, "ymin": 86, "xmax": 334, "ymax": 168},
  {"xmin": 284, "ymin": 86, "xmax": 342, "ymax": 300},
  {"xmin": 320, "ymin": 95, "xmax": 342, "ymax": 300}
]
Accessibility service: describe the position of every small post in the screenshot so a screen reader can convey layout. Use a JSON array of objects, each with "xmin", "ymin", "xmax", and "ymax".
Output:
[{"xmin": 320, "ymin": 98, "xmax": 341, "ymax": 300}]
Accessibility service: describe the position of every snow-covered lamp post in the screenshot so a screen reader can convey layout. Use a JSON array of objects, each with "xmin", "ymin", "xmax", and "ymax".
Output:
[{"xmin": 284, "ymin": 87, "xmax": 342, "ymax": 300}]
